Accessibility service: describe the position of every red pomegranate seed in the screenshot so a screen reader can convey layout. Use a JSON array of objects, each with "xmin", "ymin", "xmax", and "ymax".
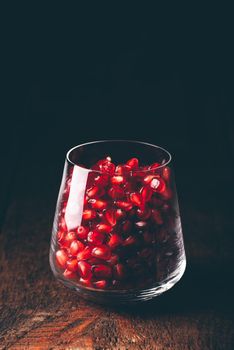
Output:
[
  {"xmin": 111, "ymin": 175, "xmax": 125, "ymax": 185},
  {"xmin": 108, "ymin": 234, "xmax": 122, "ymax": 249},
  {"xmin": 98, "ymin": 158, "xmax": 115, "ymax": 175},
  {"xmin": 82, "ymin": 209, "xmax": 96, "ymax": 220},
  {"xmin": 63, "ymin": 269, "xmax": 77, "ymax": 279},
  {"xmin": 96, "ymin": 223, "xmax": 112, "ymax": 234},
  {"xmin": 77, "ymin": 261, "xmax": 92, "ymax": 279},
  {"xmin": 92, "ymin": 246, "xmax": 111, "ymax": 260},
  {"xmin": 113, "ymin": 263, "xmax": 126, "ymax": 280},
  {"xmin": 69, "ymin": 240, "xmax": 85, "ymax": 256},
  {"xmin": 59, "ymin": 217, "xmax": 67, "ymax": 231},
  {"xmin": 104, "ymin": 209, "xmax": 117, "ymax": 226},
  {"xmin": 150, "ymin": 178, "xmax": 166, "ymax": 193},
  {"xmin": 162, "ymin": 166, "xmax": 171, "ymax": 181},
  {"xmin": 161, "ymin": 187, "xmax": 173, "ymax": 200},
  {"xmin": 93, "ymin": 280, "xmax": 107, "ymax": 289},
  {"xmin": 63, "ymin": 231, "xmax": 77, "ymax": 247},
  {"xmin": 115, "ymin": 208, "xmax": 126, "ymax": 221},
  {"xmin": 66, "ymin": 259, "xmax": 78, "ymax": 272},
  {"xmin": 137, "ymin": 205, "xmax": 151, "ymax": 220},
  {"xmin": 121, "ymin": 220, "xmax": 132, "ymax": 233},
  {"xmin": 83, "ymin": 195, "xmax": 89, "ymax": 206},
  {"xmin": 94, "ymin": 174, "xmax": 109, "ymax": 186},
  {"xmin": 149, "ymin": 162, "xmax": 161, "ymax": 170},
  {"xmin": 151, "ymin": 209, "xmax": 163, "ymax": 225},
  {"xmin": 90, "ymin": 199, "xmax": 108, "ymax": 210},
  {"xmin": 79, "ymin": 277, "xmax": 92, "ymax": 287},
  {"xmin": 130, "ymin": 192, "xmax": 143, "ymax": 207},
  {"xmin": 108, "ymin": 185, "xmax": 125, "ymax": 199},
  {"xmin": 57, "ymin": 230, "xmax": 65, "ymax": 242},
  {"xmin": 77, "ymin": 247, "xmax": 92, "ymax": 261},
  {"xmin": 107, "ymin": 254, "xmax": 119, "ymax": 265},
  {"xmin": 56, "ymin": 250, "xmax": 68, "ymax": 268},
  {"xmin": 77, "ymin": 226, "xmax": 89, "ymax": 239},
  {"xmin": 140, "ymin": 186, "xmax": 153, "ymax": 202},
  {"xmin": 143, "ymin": 174, "xmax": 158, "ymax": 185},
  {"xmin": 86, "ymin": 186, "xmax": 101, "ymax": 198},
  {"xmin": 126, "ymin": 158, "xmax": 139, "ymax": 169},
  {"xmin": 123, "ymin": 236, "xmax": 137, "ymax": 246},
  {"xmin": 87, "ymin": 231, "xmax": 105, "ymax": 245},
  {"xmin": 115, "ymin": 201, "xmax": 133, "ymax": 211},
  {"xmin": 93, "ymin": 265, "xmax": 112, "ymax": 279},
  {"xmin": 115, "ymin": 164, "xmax": 131, "ymax": 176}
]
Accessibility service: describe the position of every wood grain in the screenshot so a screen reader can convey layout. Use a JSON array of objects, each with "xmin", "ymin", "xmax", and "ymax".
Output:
[{"xmin": 0, "ymin": 150, "xmax": 234, "ymax": 349}]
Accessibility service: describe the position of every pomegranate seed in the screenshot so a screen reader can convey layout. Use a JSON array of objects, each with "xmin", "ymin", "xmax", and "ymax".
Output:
[
  {"xmin": 94, "ymin": 174, "xmax": 109, "ymax": 186},
  {"xmin": 108, "ymin": 185, "xmax": 124, "ymax": 199},
  {"xmin": 77, "ymin": 261, "xmax": 92, "ymax": 279},
  {"xmin": 126, "ymin": 158, "xmax": 139, "ymax": 169},
  {"xmin": 90, "ymin": 199, "xmax": 108, "ymax": 210},
  {"xmin": 63, "ymin": 269, "xmax": 77, "ymax": 279},
  {"xmin": 86, "ymin": 186, "xmax": 101, "ymax": 198},
  {"xmin": 99, "ymin": 159, "xmax": 115, "ymax": 175},
  {"xmin": 161, "ymin": 187, "xmax": 173, "ymax": 200},
  {"xmin": 66, "ymin": 259, "xmax": 78, "ymax": 272},
  {"xmin": 107, "ymin": 254, "xmax": 119, "ymax": 265},
  {"xmin": 150, "ymin": 178, "xmax": 166, "ymax": 193},
  {"xmin": 77, "ymin": 247, "xmax": 92, "ymax": 261},
  {"xmin": 143, "ymin": 174, "xmax": 158, "ymax": 185},
  {"xmin": 59, "ymin": 217, "xmax": 67, "ymax": 231},
  {"xmin": 130, "ymin": 192, "xmax": 143, "ymax": 207},
  {"xmin": 151, "ymin": 209, "xmax": 163, "ymax": 225},
  {"xmin": 162, "ymin": 166, "xmax": 171, "ymax": 181},
  {"xmin": 113, "ymin": 263, "xmax": 127, "ymax": 280},
  {"xmin": 123, "ymin": 236, "xmax": 137, "ymax": 246},
  {"xmin": 121, "ymin": 220, "xmax": 132, "ymax": 233},
  {"xmin": 96, "ymin": 223, "xmax": 112, "ymax": 234},
  {"xmin": 149, "ymin": 162, "xmax": 161, "ymax": 170},
  {"xmin": 79, "ymin": 277, "xmax": 92, "ymax": 287},
  {"xmin": 115, "ymin": 164, "xmax": 131, "ymax": 176},
  {"xmin": 82, "ymin": 209, "xmax": 96, "ymax": 220},
  {"xmin": 92, "ymin": 245, "xmax": 111, "ymax": 260},
  {"xmin": 93, "ymin": 280, "xmax": 107, "ymax": 289},
  {"xmin": 135, "ymin": 221, "xmax": 148, "ymax": 229},
  {"xmin": 83, "ymin": 195, "xmax": 89, "ymax": 206},
  {"xmin": 56, "ymin": 250, "xmax": 68, "ymax": 268},
  {"xmin": 115, "ymin": 208, "xmax": 126, "ymax": 221},
  {"xmin": 140, "ymin": 186, "xmax": 153, "ymax": 202},
  {"xmin": 93, "ymin": 265, "xmax": 112, "ymax": 279},
  {"xmin": 111, "ymin": 175, "xmax": 125, "ymax": 185},
  {"xmin": 57, "ymin": 230, "xmax": 65, "ymax": 242},
  {"xmin": 137, "ymin": 205, "xmax": 151, "ymax": 220},
  {"xmin": 87, "ymin": 231, "xmax": 105, "ymax": 245},
  {"xmin": 77, "ymin": 226, "xmax": 89, "ymax": 239},
  {"xmin": 116, "ymin": 201, "xmax": 133, "ymax": 211},
  {"xmin": 104, "ymin": 209, "xmax": 117, "ymax": 226},
  {"xmin": 63, "ymin": 231, "xmax": 77, "ymax": 247},
  {"xmin": 108, "ymin": 234, "xmax": 122, "ymax": 249},
  {"xmin": 69, "ymin": 240, "xmax": 85, "ymax": 256}
]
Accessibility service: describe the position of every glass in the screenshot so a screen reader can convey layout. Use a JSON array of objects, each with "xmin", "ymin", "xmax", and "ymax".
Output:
[{"xmin": 49, "ymin": 140, "xmax": 186, "ymax": 304}]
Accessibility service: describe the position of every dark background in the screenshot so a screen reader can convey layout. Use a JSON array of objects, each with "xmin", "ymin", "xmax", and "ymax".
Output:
[{"xmin": 1, "ymin": 5, "xmax": 234, "ymax": 348}]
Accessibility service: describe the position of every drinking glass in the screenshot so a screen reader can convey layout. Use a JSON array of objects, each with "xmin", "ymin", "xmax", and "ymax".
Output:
[{"xmin": 50, "ymin": 140, "xmax": 186, "ymax": 304}]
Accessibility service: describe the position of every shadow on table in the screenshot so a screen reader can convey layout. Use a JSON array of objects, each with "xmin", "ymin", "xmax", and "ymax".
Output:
[{"xmin": 105, "ymin": 263, "xmax": 234, "ymax": 317}]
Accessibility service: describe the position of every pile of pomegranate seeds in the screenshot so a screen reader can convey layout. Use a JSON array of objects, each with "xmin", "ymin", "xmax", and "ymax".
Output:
[{"xmin": 55, "ymin": 157, "xmax": 175, "ymax": 290}]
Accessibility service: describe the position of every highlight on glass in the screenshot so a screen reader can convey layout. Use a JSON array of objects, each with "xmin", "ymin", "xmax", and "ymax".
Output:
[{"xmin": 50, "ymin": 140, "xmax": 186, "ymax": 304}]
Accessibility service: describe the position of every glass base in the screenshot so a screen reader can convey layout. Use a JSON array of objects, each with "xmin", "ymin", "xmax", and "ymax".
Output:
[{"xmin": 51, "ymin": 259, "xmax": 186, "ymax": 305}]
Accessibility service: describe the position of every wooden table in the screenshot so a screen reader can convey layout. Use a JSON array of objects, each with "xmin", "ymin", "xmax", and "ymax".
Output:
[{"xmin": 0, "ymin": 145, "xmax": 234, "ymax": 350}]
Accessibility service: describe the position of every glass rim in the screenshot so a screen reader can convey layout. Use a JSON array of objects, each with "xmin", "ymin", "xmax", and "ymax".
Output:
[{"xmin": 66, "ymin": 140, "xmax": 172, "ymax": 174}]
